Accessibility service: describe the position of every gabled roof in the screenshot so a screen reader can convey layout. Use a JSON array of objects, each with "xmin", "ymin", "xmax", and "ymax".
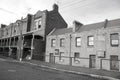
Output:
[
  {"xmin": 34, "ymin": 10, "xmax": 45, "ymax": 19},
  {"xmin": 50, "ymin": 28, "xmax": 72, "ymax": 35}
]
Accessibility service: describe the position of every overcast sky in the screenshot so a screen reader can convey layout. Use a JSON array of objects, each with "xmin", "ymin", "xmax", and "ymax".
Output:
[{"xmin": 0, "ymin": 0, "xmax": 120, "ymax": 26}]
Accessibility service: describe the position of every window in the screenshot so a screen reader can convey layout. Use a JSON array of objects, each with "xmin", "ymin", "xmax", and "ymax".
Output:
[
  {"xmin": 60, "ymin": 38, "xmax": 65, "ymax": 47},
  {"xmin": 76, "ymin": 37, "xmax": 81, "ymax": 47},
  {"xmin": 110, "ymin": 33, "xmax": 119, "ymax": 46},
  {"xmin": 74, "ymin": 52, "xmax": 80, "ymax": 58},
  {"xmin": 34, "ymin": 18, "xmax": 42, "ymax": 30},
  {"xmin": 38, "ymin": 20, "xmax": 41, "ymax": 28},
  {"xmin": 59, "ymin": 52, "xmax": 64, "ymax": 60},
  {"xmin": 51, "ymin": 39, "xmax": 56, "ymax": 47},
  {"xmin": 34, "ymin": 21, "xmax": 37, "ymax": 30},
  {"xmin": 88, "ymin": 36, "xmax": 94, "ymax": 46},
  {"xmin": 14, "ymin": 27, "xmax": 17, "ymax": 33},
  {"xmin": 6, "ymin": 29, "xmax": 8, "ymax": 35},
  {"xmin": 74, "ymin": 52, "xmax": 80, "ymax": 61}
]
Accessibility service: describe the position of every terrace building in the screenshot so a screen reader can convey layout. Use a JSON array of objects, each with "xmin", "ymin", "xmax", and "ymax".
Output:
[
  {"xmin": 0, "ymin": 4, "xmax": 67, "ymax": 61},
  {"xmin": 46, "ymin": 18, "xmax": 120, "ymax": 71}
]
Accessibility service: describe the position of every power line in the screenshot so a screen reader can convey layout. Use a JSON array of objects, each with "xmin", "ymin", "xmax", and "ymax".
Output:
[
  {"xmin": 0, "ymin": 8, "xmax": 16, "ymax": 14},
  {"xmin": 59, "ymin": 0, "xmax": 98, "ymax": 13},
  {"xmin": 60, "ymin": 0, "xmax": 87, "ymax": 9}
]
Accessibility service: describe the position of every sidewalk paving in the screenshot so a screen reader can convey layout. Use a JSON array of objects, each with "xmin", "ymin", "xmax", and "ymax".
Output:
[
  {"xmin": 0, "ymin": 55, "xmax": 120, "ymax": 80},
  {"xmin": 26, "ymin": 60, "xmax": 120, "ymax": 80}
]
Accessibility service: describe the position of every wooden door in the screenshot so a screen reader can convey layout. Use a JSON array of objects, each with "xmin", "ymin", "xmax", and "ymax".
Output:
[
  {"xmin": 49, "ymin": 53, "xmax": 54, "ymax": 63},
  {"xmin": 89, "ymin": 55, "xmax": 96, "ymax": 68},
  {"xmin": 110, "ymin": 55, "xmax": 119, "ymax": 71}
]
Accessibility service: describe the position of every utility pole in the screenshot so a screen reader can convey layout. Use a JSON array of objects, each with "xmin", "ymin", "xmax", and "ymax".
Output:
[{"xmin": 17, "ymin": 18, "xmax": 23, "ymax": 62}]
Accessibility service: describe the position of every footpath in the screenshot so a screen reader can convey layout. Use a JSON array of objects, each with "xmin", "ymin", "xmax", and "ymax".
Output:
[{"xmin": 0, "ymin": 55, "xmax": 120, "ymax": 80}]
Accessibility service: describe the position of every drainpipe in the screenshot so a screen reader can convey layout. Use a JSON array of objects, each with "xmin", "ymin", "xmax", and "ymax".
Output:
[
  {"xmin": 31, "ymin": 34, "xmax": 34, "ymax": 59},
  {"xmin": 69, "ymin": 34, "xmax": 72, "ymax": 66}
]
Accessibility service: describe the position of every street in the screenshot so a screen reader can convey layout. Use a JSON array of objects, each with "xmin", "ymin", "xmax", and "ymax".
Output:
[{"xmin": 0, "ymin": 59, "xmax": 108, "ymax": 80}]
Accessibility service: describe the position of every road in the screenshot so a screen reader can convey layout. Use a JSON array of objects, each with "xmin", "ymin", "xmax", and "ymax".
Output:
[{"xmin": 0, "ymin": 59, "xmax": 108, "ymax": 80}]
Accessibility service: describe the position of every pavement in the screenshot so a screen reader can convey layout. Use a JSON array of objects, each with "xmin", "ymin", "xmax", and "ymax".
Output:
[{"xmin": 0, "ymin": 55, "xmax": 120, "ymax": 80}]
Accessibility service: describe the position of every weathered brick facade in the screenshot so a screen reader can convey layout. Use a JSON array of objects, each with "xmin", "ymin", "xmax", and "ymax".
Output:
[{"xmin": 46, "ymin": 19, "xmax": 120, "ymax": 71}]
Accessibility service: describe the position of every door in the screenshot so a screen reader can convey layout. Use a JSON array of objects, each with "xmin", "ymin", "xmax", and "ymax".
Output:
[
  {"xmin": 89, "ymin": 55, "xmax": 96, "ymax": 68},
  {"xmin": 110, "ymin": 55, "xmax": 119, "ymax": 71},
  {"xmin": 49, "ymin": 53, "xmax": 54, "ymax": 63}
]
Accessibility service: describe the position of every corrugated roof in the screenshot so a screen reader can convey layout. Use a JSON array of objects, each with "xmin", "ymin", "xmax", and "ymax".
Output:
[
  {"xmin": 107, "ymin": 18, "xmax": 120, "ymax": 27},
  {"xmin": 77, "ymin": 22, "xmax": 104, "ymax": 32},
  {"xmin": 49, "ymin": 18, "xmax": 120, "ymax": 35},
  {"xmin": 77, "ymin": 18, "xmax": 120, "ymax": 32},
  {"xmin": 50, "ymin": 28, "xmax": 72, "ymax": 35}
]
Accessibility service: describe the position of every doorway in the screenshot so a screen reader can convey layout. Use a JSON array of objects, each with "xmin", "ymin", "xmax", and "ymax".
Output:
[
  {"xmin": 110, "ymin": 55, "xmax": 119, "ymax": 71},
  {"xmin": 49, "ymin": 53, "xmax": 54, "ymax": 63},
  {"xmin": 89, "ymin": 55, "xmax": 96, "ymax": 68}
]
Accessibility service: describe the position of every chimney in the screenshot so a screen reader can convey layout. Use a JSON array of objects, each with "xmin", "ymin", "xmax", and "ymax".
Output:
[
  {"xmin": 73, "ymin": 20, "xmax": 83, "ymax": 32},
  {"xmin": 1, "ymin": 24, "xmax": 7, "ymax": 28},
  {"xmin": 104, "ymin": 19, "xmax": 108, "ymax": 28},
  {"xmin": 53, "ymin": 4, "xmax": 59, "ymax": 12}
]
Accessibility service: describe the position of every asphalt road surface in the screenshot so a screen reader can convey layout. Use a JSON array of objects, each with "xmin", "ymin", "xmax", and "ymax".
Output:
[{"xmin": 0, "ymin": 59, "xmax": 108, "ymax": 80}]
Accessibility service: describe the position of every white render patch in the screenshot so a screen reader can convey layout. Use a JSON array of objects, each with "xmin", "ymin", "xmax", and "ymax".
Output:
[{"xmin": 8, "ymin": 69, "xmax": 16, "ymax": 72}]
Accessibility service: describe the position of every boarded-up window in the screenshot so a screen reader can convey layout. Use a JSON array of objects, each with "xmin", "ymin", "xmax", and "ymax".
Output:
[{"xmin": 110, "ymin": 33, "xmax": 119, "ymax": 46}]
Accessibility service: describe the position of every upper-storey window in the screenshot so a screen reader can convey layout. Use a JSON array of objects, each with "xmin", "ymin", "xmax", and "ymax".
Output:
[
  {"xmin": 88, "ymin": 36, "xmax": 94, "ymax": 46},
  {"xmin": 14, "ymin": 27, "xmax": 17, "ymax": 34},
  {"xmin": 60, "ymin": 38, "xmax": 65, "ymax": 47},
  {"xmin": 34, "ymin": 21, "xmax": 37, "ymax": 30},
  {"xmin": 38, "ymin": 19, "xmax": 41, "ymax": 29},
  {"xmin": 34, "ymin": 18, "xmax": 42, "ymax": 30},
  {"xmin": 6, "ymin": 29, "xmax": 8, "ymax": 35},
  {"xmin": 51, "ymin": 39, "xmax": 56, "ymax": 47},
  {"xmin": 110, "ymin": 33, "xmax": 119, "ymax": 46},
  {"xmin": 76, "ymin": 37, "xmax": 81, "ymax": 47}
]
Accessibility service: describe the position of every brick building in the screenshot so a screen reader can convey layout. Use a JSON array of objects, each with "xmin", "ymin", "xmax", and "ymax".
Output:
[
  {"xmin": 46, "ymin": 18, "xmax": 120, "ymax": 71},
  {"xmin": 0, "ymin": 4, "xmax": 67, "ymax": 61}
]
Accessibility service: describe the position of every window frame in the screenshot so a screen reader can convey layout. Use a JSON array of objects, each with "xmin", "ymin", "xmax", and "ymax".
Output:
[
  {"xmin": 110, "ymin": 33, "xmax": 119, "ymax": 47},
  {"xmin": 34, "ymin": 21, "xmax": 37, "ymax": 30},
  {"xmin": 87, "ymin": 36, "xmax": 94, "ymax": 46},
  {"xmin": 74, "ymin": 52, "xmax": 80, "ymax": 62},
  {"xmin": 51, "ymin": 39, "xmax": 56, "ymax": 47},
  {"xmin": 76, "ymin": 37, "xmax": 81, "ymax": 47},
  {"xmin": 38, "ymin": 19, "xmax": 41, "ymax": 29},
  {"xmin": 60, "ymin": 38, "xmax": 65, "ymax": 47}
]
